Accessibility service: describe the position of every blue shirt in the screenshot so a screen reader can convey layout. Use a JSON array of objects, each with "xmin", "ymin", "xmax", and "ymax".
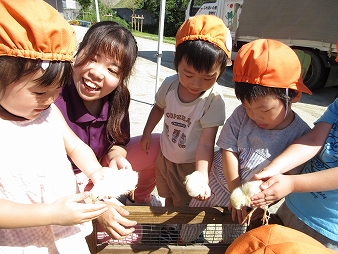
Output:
[
  {"xmin": 286, "ymin": 98, "xmax": 338, "ymax": 241},
  {"xmin": 54, "ymin": 81, "xmax": 130, "ymax": 172}
]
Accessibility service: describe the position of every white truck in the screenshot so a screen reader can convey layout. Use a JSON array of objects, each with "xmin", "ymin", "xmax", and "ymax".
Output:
[{"xmin": 185, "ymin": 0, "xmax": 338, "ymax": 91}]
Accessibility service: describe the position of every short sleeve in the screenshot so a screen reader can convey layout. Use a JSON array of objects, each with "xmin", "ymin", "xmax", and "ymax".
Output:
[
  {"xmin": 155, "ymin": 75, "xmax": 178, "ymax": 109},
  {"xmin": 315, "ymin": 98, "xmax": 338, "ymax": 125},
  {"xmin": 200, "ymin": 85, "xmax": 226, "ymax": 128},
  {"xmin": 217, "ymin": 105, "xmax": 245, "ymax": 152}
]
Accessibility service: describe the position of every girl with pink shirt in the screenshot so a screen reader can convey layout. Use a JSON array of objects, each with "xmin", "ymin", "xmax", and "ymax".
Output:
[{"xmin": 0, "ymin": 1, "xmax": 112, "ymax": 253}]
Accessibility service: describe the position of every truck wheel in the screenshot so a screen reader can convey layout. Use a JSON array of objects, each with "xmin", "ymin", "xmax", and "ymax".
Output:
[{"xmin": 302, "ymin": 49, "xmax": 329, "ymax": 91}]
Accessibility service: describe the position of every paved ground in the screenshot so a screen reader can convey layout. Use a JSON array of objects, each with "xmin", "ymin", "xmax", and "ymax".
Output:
[
  {"xmin": 129, "ymin": 36, "xmax": 337, "ymax": 138},
  {"xmin": 72, "ymin": 25, "xmax": 338, "ymax": 137}
]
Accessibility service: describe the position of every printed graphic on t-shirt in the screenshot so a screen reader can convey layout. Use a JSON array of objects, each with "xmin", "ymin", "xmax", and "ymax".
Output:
[{"xmin": 302, "ymin": 124, "xmax": 338, "ymax": 199}]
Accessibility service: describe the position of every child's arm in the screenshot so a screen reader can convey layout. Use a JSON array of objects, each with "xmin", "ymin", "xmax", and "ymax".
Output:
[
  {"xmin": 222, "ymin": 149, "xmax": 247, "ymax": 223},
  {"xmin": 53, "ymin": 105, "xmax": 103, "ymax": 184},
  {"xmin": 0, "ymin": 192, "xmax": 107, "ymax": 228},
  {"xmin": 255, "ymin": 122, "xmax": 330, "ymax": 179},
  {"xmin": 251, "ymin": 122, "xmax": 332, "ymax": 206},
  {"xmin": 140, "ymin": 104, "xmax": 164, "ymax": 153},
  {"xmin": 195, "ymin": 126, "xmax": 218, "ymax": 181},
  {"xmin": 106, "ymin": 145, "xmax": 131, "ymax": 170},
  {"xmin": 251, "ymin": 167, "xmax": 338, "ymax": 208},
  {"xmin": 183, "ymin": 127, "xmax": 217, "ymax": 201}
]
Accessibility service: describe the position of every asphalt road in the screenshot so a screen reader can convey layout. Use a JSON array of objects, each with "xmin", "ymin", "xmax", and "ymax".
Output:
[
  {"xmin": 129, "ymin": 36, "xmax": 337, "ymax": 137},
  {"xmin": 72, "ymin": 26, "xmax": 337, "ymax": 138}
]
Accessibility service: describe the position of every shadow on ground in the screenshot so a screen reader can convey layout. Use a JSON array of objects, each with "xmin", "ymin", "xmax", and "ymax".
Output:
[{"xmin": 138, "ymin": 50, "xmax": 338, "ymax": 108}]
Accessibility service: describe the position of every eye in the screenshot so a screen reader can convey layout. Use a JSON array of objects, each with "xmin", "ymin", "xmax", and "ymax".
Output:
[
  {"xmin": 34, "ymin": 92, "xmax": 45, "ymax": 95},
  {"xmin": 108, "ymin": 68, "xmax": 119, "ymax": 75}
]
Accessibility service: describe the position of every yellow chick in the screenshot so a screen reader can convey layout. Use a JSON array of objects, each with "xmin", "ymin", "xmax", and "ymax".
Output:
[
  {"xmin": 90, "ymin": 168, "xmax": 138, "ymax": 204},
  {"xmin": 184, "ymin": 171, "xmax": 209, "ymax": 200},
  {"xmin": 230, "ymin": 180, "xmax": 269, "ymax": 226}
]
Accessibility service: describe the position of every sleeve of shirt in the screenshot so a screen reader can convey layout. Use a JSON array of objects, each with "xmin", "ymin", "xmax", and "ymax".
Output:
[
  {"xmin": 200, "ymin": 85, "xmax": 226, "ymax": 128},
  {"xmin": 216, "ymin": 105, "xmax": 245, "ymax": 153},
  {"xmin": 315, "ymin": 98, "xmax": 338, "ymax": 125},
  {"xmin": 155, "ymin": 75, "xmax": 178, "ymax": 109}
]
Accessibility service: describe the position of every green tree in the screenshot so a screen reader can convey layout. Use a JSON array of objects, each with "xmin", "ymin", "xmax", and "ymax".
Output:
[
  {"xmin": 77, "ymin": 0, "xmax": 91, "ymax": 10},
  {"xmin": 141, "ymin": 0, "xmax": 186, "ymax": 37}
]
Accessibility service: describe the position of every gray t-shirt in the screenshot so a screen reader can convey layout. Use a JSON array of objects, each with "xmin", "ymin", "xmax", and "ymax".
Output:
[{"xmin": 213, "ymin": 104, "xmax": 310, "ymax": 189}]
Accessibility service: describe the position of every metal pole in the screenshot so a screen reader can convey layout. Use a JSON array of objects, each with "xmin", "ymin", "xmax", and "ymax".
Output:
[
  {"xmin": 155, "ymin": 0, "xmax": 166, "ymax": 94},
  {"xmin": 94, "ymin": 0, "xmax": 100, "ymax": 22}
]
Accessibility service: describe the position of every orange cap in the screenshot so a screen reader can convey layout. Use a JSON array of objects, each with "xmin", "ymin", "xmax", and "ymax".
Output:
[
  {"xmin": 233, "ymin": 39, "xmax": 312, "ymax": 94},
  {"xmin": 336, "ymin": 41, "xmax": 338, "ymax": 62},
  {"xmin": 176, "ymin": 14, "xmax": 232, "ymax": 65},
  {"xmin": 0, "ymin": 0, "xmax": 76, "ymax": 62},
  {"xmin": 225, "ymin": 225, "xmax": 337, "ymax": 254}
]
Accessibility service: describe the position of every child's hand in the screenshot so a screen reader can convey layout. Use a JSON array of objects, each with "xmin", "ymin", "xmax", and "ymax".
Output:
[
  {"xmin": 109, "ymin": 156, "xmax": 132, "ymax": 170},
  {"xmin": 228, "ymin": 202, "xmax": 247, "ymax": 224},
  {"xmin": 49, "ymin": 192, "xmax": 108, "ymax": 226},
  {"xmin": 96, "ymin": 200, "xmax": 137, "ymax": 240},
  {"xmin": 140, "ymin": 133, "xmax": 152, "ymax": 154},
  {"xmin": 254, "ymin": 166, "xmax": 281, "ymax": 180},
  {"xmin": 251, "ymin": 174, "xmax": 294, "ymax": 208},
  {"xmin": 184, "ymin": 171, "xmax": 210, "ymax": 200}
]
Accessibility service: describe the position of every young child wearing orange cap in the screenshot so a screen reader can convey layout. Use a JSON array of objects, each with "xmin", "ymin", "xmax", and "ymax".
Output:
[
  {"xmin": 0, "ymin": 1, "xmax": 116, "ymax": 253},
  {"xmin": 250, "ymin": 41, "xmax": 338, "ymax": 251},
  {"xmin": 180, "ymin": 39, "xmax": 312, "ymax": 243},
  {"xmin": 140, "ymin": 14, "xmax": 232, "ymax": 209}
]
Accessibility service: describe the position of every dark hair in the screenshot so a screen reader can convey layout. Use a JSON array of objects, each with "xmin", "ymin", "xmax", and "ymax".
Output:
[
  {"xmin": 174, "ymin": 40, "xmax": 228, "ymax": 79},
  {"xmin": 234, "ymin": 82, "xmax": 299, "ymax": 104},
  {"xmin": 0, "ymin": 56, "xmax": 72, "ymax": 98},
  {"xmin": 75, "ymin": 21, "xmax": 138, "ymax": 144}
]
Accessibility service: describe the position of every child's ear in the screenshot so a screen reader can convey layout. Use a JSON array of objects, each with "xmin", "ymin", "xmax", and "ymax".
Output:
[{"xmin": 291, "ymin": 92, "xmax": 302, "ymax": 103}]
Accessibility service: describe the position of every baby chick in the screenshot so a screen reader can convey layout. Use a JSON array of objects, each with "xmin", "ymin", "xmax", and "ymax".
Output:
[
  {"xmin": 230, "ymin": 180, "xmax": 269, "ymax": 226},
  {"xmin": 184, "ymin": 171, "xmax": 209, "ymax": 200},
  {"xmin": 90, "ymin": 168, "xmax": 138, "ymax": 203}
]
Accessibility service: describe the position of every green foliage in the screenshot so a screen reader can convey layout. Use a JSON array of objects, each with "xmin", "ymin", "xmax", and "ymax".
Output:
[
  {"xmin": 75, "ymin": 0, "xmax": 186, "ymax": 37},
  {"xmin": 114, "ymin": 0, "xmax": 143, "ymax": 10},
  {"xmin": 78, "ymin": 0, "xmax": 91, "ymax": 10},
  {"xmin": 76, "ymin": 0, "xmax": 131, "ymax": 29},
  {"xmin": 141, "ymin": 0, "xmax": 187, "ymax": 37}
]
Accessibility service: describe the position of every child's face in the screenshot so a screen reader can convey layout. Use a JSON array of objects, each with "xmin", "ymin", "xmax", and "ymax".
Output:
[
  {"xmin": 242, "ymin": 95, "xmax": 291, "ymax": 130},
  {"xmin": 0, "ymin": 69, "xmax": 59, "ymax": 120},
  {"xmin": 73, "ymin": 51, "xmax": 121, "ymax": 103},
  {"xmin": 177, "ymin": 57, "xmax": 221, "ymax": 101}
]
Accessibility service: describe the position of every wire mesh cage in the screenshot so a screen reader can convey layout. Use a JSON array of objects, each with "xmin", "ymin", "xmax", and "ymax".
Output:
[{"xmin": 87, "ymin": 206, "xmax": 247, "ymax": 254}]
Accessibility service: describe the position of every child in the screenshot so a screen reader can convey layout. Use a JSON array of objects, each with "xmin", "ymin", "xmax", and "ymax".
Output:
[
  {"xmin": 250, "ymin": 42, "xmax": 338, "ymax": 251},
  {"xmin": 54, "ymin": 21, "xmax": 163, "ymax": 239},
  {"xmin": 140, "ymin": 14, "xmax": 231, "ymax": 207},
  {"xmin": 0, "ymin": 1, "xmax": 110, "ymax": 252},
  {"xmin": 180, "ymin": 39, "xmax": 312, "ymax": 243}
]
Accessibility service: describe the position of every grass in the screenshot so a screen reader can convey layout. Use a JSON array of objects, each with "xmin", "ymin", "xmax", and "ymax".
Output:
[{"xmin": 132, "ymin": 30, "xmax": 176, "ymax": 45}]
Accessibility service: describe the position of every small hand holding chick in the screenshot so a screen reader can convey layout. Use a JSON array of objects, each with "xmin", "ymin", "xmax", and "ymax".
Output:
[
  {"xmin": 90, "ymin": 168, "xmax": 138, "ymax": 204},
  {"xmin": 230, "ymin": 180, "xmax": 269, "ymax": 226},
  {"xmin": 184, "ymin": 171, "xmax": 211, "ymax": 201}
]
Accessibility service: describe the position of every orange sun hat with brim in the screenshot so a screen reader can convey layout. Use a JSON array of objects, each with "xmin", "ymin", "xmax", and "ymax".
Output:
[
  {"xmin": 175, "ymin": 14, "xmax": 232, "ymax": 66},
  {"xmin": 225, "ymin": 224, "xmax": 338, "ymax": 254},
  {"xmin": 0, "ymin": 0, "xmax": 76, "ymax": 62},
  {"xmin": 233, "ymin": 39, "xmax": 312, "ymax": 94}
]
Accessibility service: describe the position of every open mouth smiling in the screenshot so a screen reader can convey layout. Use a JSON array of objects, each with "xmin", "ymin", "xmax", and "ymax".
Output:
[{"xmin": 84, "ymin": 79, "xmax": 100, "ymax": 91}]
